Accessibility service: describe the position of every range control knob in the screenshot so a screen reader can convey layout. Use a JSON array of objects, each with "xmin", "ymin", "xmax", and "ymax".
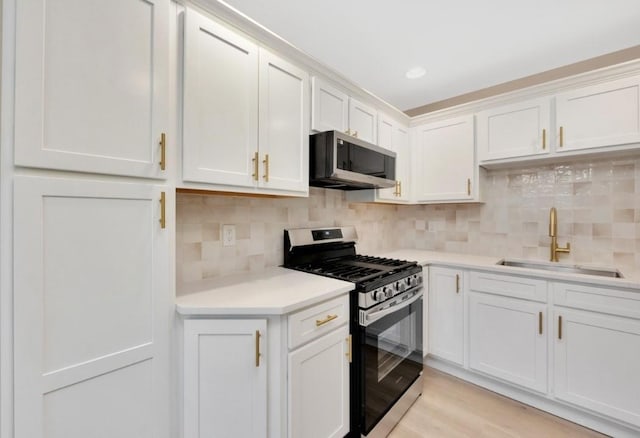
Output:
[
  {"xmin": 373, "ymin": 290, "xmax": 386, "ymax": 302},
  {"xmin": 405, "ymin": 278, "xmax": 412, "ymax": 286}
]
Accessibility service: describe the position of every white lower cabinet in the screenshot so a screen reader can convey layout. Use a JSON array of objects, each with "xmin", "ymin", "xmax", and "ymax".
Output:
[
  {"xmin": 183, "ymin": 319, "xmax": 267, "ymax": 438},
  {"xmin": 181, "ymin": 294, "xmax": 350, "ymax": 438},
  {"xmin": 428, "ymin": 266, "xmax": 640, "ymax": 436},
  {"xmin": 13, "ymin": 176, "xmax": 171, "ymax": 438},
  {"xmin": 428, "ymin": 267, "xmax": 464, "ymax": 365},
  {"xmin": 289, "ymin": 324, "xmax": 350, "ymax": 438},
  {"xmin": 554, "ymin": 308, "xmax": 640, "ymax": 427},
  {"xmin": 469, "ymin": 293, "xmax": 547, "ymax": 393}
]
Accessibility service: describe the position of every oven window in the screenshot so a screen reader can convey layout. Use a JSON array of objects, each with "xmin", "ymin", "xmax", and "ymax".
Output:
[{"xmin": 377, "ymin": 314, "xmax": 415, "ymax": 381}]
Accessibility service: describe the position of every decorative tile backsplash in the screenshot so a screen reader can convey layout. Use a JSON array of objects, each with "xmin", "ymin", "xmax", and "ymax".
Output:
[{"xmin": 177, "ymin": 156, "xmax": 640, "ymax": 287}]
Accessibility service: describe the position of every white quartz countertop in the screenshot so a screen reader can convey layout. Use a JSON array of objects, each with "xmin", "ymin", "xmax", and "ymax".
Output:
[
  {"xmin": 376, "ymin": 249, "xmax": 640, "ymax": 291},
  {"xmin": 176, "ymin": 267, "xmax": 354, "ymax": 316}
]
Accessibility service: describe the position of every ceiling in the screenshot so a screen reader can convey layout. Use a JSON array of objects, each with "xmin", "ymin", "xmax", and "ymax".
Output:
[{"xmin": 221, "ymin": 0, "xmax": 640, "ymax": 113}]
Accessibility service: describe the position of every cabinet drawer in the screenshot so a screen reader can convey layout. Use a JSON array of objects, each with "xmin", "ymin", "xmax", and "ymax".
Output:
[
  {"xmin": 469, "ymin": 271, "xmax": 547, "ymax": 302},
  {"xmin": 553, "ymin": 282, "xmax": 640, "ymax": 319},
  {"xmin": 288, "ymin": 294, "xmax": 349, "ymax": 349}
]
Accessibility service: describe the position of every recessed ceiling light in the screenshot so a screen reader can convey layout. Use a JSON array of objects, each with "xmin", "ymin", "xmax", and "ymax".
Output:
[{"xmin": 405, "ymin": 66, "xmax": 426, "ymax": 79}]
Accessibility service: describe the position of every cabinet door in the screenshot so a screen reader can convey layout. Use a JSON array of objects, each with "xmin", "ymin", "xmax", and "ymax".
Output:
[
  {"xmin": 554, "ymin": 309, "xmax": 640, "ymax": 427},
  {"xmin": 184, "ymin": 319, "xmax": 267, "ymax": 438},
  {"xmin": 477, "ymin": 98, "xmax": 551, "ymax": 162},
  {"xmin": 377, "ymin": 113, "xmax": 395, "ymax": 150},
  {"xmin": 258, "ymin": 49, "xmax": 309, "ymax": 193},
  {"xmin": 182, "ymin": 7, "xmax": 259, "ymax": 186},
  {"xmin": 555, "ymin": 75, "xmax": 640, "ymax": 152},
  {"xmin": 428, "ymin": 267, "xmax": 464, "ymax": 365},
  {"xmin": 15, "ymin": 0, "xmax": 168, "ymax": 178},
  {"xmin": 13, "ymin": 176, "xmax": 170, "ymax": 438},
  {"xmin": 414, "ymin": 115, "xmax": 476, "ymax": 202},
  {"xmin": 377, "ymin": 125, "xmax": 410, "ymax": 202},
  {"xmin": 311, "ymin": 77, "xmax": 349, "ymax": 133},
  {"xmin": 469, "ymin": 293, "xmax": 547, "ymax": 393},
  {"xmin": 289, "ymin": 325, "xmax": 350, "ymax": 438},
  {"xmin": 349, "ymin": 98, "xmax": 377, "ymax": 144}
]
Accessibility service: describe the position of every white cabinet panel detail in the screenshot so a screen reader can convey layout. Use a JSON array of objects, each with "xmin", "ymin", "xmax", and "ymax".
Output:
[
  {"xmin": 15, "ymin": 0, "xmax": 169, "ymax": 178},
  {"xmin": 13, "ymin": 176, "xmax": 170, "ymax": 438}
]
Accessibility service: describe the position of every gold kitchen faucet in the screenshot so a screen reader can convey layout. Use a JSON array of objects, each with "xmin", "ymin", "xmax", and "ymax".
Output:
[{"xmin": 549, "ymin": 207, "xmax": 570, "ymax": 262}]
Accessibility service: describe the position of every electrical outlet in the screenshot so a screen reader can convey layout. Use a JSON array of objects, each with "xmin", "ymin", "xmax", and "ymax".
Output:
[{"xmin": 222, "ymin": 224, "xmax": 236, "ymax": 247}]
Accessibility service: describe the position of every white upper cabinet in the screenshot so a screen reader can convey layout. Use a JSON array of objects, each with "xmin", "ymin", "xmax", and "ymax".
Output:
[
  {"xmin": 182, "ymin": 7, "xmax": 259, "ymax": 187},
  {"xmin": 413, "ymin": 115, "xmax": 477, "ymax": 203},
  {"xmin": 555, "ymin": 75, "xmax": 640, "ymax": 152},
  {"xmin": 182, "ymin": 8, "xmax": 308, "ymax": 195},
  {"xmin": 311, "ymin": 77, "xmax": 349, "ymax": 133},
  {"xmin": 258, "ymin": 50, "xmax": 310, "ymax": 193},
  {"xmin": 377, "ymin": 114, "xmax": 395, "ymax": 150},
  {"xmin": 377, "ymin": 123, "xmax": 410, "ymax": 202},
  {"xmin": 14, "ymin": 0, "xmax": 169, "ymax": 178},
  {"xmin": 311, "ymin": 77, "xmax": 378, "ymax": 143},
  {"xmin": 477, "ymin": 97, "xmax": 551, "ymax": 162},
  {"xmin": 348, "ymin": 98, "xmax": 378, "ymax": 144}
]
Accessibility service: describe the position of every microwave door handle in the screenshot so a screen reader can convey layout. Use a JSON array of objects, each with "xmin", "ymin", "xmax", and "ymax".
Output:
[{"xmin": 364, "ymin": 290, "xmax": 423, "ymax": 326}]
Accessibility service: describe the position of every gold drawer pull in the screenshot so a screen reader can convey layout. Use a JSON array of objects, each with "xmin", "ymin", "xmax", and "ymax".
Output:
[
  {"xmin": 539, "ymin": 311, "xmax": 543, "ymax": 335},
  {"xmin": 159, "ymin": 192, "xmax": 166, "ymax": 229},
  {"xmin": 558, "ymin": 315, "xmax": 562, "ymax": 340},
  {"xmin": 252, "ymin": 151, "xmax": 259, "ymax": 181},
  {"xmin": 316, "ymin": 314, "xmax": 338, "ymax": 327},
  {"xmin": 559, "ymin": 126, "xmax": 564, "ymax": 147},
  {"xmin": 255, "ymin": 330, "xmax": 261, "ymax": 367},
  {"xmin": 346, "ymin": 334, "xmax": 352, "ymax": 363},
  {"xmin": 467, "ymin": 178, "xmax": 471, "ymax": 196},
  {"xmin": 159, "ymin": 132, "xmax": 166, "ymax": 170},
  {"xmin": 455, "ymin": 274, "xmax": 460, "ymax": 293},
  {"xmin": 542, "ymin": 129, "xmax": 546, "ymax": 150},
  {"xmin": 398, "ymin": 181, "xmax": 402, "ymax": 197},
  {"xmin": 262, "ymin": 154, "xmax": 269, "ymax": 182}
]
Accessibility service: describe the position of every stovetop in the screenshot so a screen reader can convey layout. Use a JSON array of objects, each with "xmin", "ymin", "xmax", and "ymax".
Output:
[{"xmin": 288, "ymin": 255, "xmax": 416, "ymax": 285}]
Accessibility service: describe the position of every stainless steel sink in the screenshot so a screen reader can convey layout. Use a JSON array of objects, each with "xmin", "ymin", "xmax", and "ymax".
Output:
[{"xmin": 497, "ymin": 259, "xmax": 624, "ymax": 278}]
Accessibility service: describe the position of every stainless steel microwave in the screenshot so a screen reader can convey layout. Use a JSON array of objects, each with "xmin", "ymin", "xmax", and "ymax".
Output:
[{"xmin": 309, "ymin": 131, "xmax": 396, "ymax": 190}]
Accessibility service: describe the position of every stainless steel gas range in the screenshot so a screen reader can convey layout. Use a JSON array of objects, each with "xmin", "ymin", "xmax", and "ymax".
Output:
[{"xmin": 284, "ymin": 226, "xmax": 424, "ymax": 437}]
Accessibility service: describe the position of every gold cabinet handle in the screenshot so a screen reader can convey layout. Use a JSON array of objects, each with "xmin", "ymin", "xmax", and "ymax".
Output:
[
  {"xmin": 345, "ymin": 129, "xmax": 351, "ymax": 135},
  {"xmin": 316, "ymin": 314, "xmax": 338, "ymax": 327},
  {"xmin": 539, "ymin": 312, "xmax": 543, "ymax": 335},
  {"xmin": 159, "ymin": 192, "xmax": 166, "ymax": 229},
  {"xmin": 255, "ymin": 330, "xmax": 261, "ymax": 367},
  {"xmin": 542, "ymin": 129, "xmax": 546, "ymax": 150},
  {"xmin": 559, "ymin": 126, "xmax": 564, "ymax": 147},
  {"xmin": 393, "ymin": 181, "xmax": 399, "ymax": 196},
  {"xmin": 455, "ymin": 274, "xmax": 460, "ymax": 293},
  {"xmin": 262, "ymin": 154, "xmax": 269, "ymax": 182},
  {"xmin": 346, "ymin": 334, "xmax": 352, "ymax": 363},
  {"xmin": 467, "ymin": 178, "xmax": 471, "ymax": 196},
  {"xmin": 159, "ymin": 132, "xmax": 166, "ymax": 170},
  {"xmin": 558, "ymin": 315, "xmax": 562, "ymax": 340},
  {"xmin": 251, "ymin": 151, "xmax": 259, "ymax": 181},
  {"xmin": 353, "ymin": 131, "xmax": 358, "ymax": 138},
  {"xmin": 398, "ymin": 181, "xmax": 402, "ymax": 197}
]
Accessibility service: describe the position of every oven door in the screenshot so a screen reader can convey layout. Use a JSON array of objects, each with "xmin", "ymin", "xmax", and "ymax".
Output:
[{"xmin": 359, "ymin": 289, "xmax": 423, "ymax": 435}]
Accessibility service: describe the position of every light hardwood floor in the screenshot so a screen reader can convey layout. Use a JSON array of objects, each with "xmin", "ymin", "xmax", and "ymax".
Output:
[{"xmin": 389, "ymin": 367, "xmax": 607, "ymax": 438}]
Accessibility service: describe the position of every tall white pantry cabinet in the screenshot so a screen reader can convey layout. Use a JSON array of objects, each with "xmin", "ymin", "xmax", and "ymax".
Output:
[{"xmin": 3, "ymin": 0, "xmax": 173, "ymax": 437}]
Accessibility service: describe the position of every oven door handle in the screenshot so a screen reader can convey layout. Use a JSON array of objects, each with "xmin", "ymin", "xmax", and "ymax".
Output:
[{"xmin": 364, "ymin": 289, "xmax": 423, "ymax": 326}]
